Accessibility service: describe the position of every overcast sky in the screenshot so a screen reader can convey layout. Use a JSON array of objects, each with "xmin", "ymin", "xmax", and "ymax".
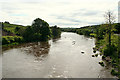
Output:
[{"xmin": 0, "ymin": 0, "xmax": 119, "ymax": 28}]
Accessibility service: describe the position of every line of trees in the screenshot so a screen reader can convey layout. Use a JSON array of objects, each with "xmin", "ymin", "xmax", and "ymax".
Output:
[{"xmin": 2, "ymin": 18, "xmax": 61, "ymax": 45}]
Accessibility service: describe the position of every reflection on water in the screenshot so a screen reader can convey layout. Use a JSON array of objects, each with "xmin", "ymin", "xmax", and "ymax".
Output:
[
  {"xmin": 21, "ymin": 42, "xmax": 50, "ymax": 57},
  {"xmin": 21, "ymin": 42, "xmax": 50, "ymax": 61},
  {"xmin": 52, "ymin": 38, "xmax": 61, "ymax": 42},
  {"xmin": 2, "ymin": 32, "xmax": 116, "ymax": 78}
]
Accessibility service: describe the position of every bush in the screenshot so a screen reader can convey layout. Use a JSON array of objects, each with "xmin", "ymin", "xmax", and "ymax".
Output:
[
  {"xmin": 99, "ymin": 61, "xmax": 104, "ymax": 67},
  {"xmin": 103, "ymin": 44, "xmax": 117, "ymax": 56},
  {"xmin": 111, "ymin": 69, "xmax": 119, "ymax": 76},
  {"xmin": 2, "ymin": 36, "xmax": 23, "ymax": 45},
  {"xmin": 112, "ymin": 63, "xmax": 118, "ymax": 68},
  {"xmin": 102, "ymin": 55, "xmax": 106, "ymax": 60},
  {"xmin": 51, "ymin": 25, "xmax": 61, "ymax": 39},
  {"xmin": 90, "ymin": 33, "xmax": 96, "ymax": 37},
  {"xmin": 93, "ymin": 50, "xmax": 96, "ymax": 53},
  {"xmin": 14, "ymin": 36, "xmax": 23, "ymax": 43},
  {"xmin": 95, "ymin": 54, "xmax": 98, "ymax": 57},
  {"xmin": 2, "ymin": 37, "xmax": 9, "ymax": 45}
]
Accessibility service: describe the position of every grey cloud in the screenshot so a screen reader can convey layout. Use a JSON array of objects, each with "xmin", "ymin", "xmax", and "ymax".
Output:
[
  {"xmin": 84, "ymin": 12, "xmax": 99, "ymax": 16},
  {"xmin": 1, "ymin": 1, "xmax": 111, "ymax": 28},
  {"xmin": 57, "ymin": 23, "xmax": 79, "ymax": 26},
  {"xmin": 87, "ymin": 21, "xmax": 100, "ymax": 25},
  {"xmin": 0, "ymin": 0, "xmax": 45, "ymax": 2},
  {"xmin": 50, "ymin": 13, "xmax": 100, "ymax": 26},
  {"xmin": 49, "ymin": 22, "xmax": 79, "ymax": 26},
  {"xmin": 56, "ymin": 15, "xmax": 82, "ymax": 23},
  {"xmin": 56, "ymin": 1, "xmax": 71, "ymax": 5},
  {"xmin": 1, "ymin": 3, "xmax": 21, "ymax": 13},
  {"xmin": 71, "ymin": 9, "xmax": 100, "ymax": 17}
]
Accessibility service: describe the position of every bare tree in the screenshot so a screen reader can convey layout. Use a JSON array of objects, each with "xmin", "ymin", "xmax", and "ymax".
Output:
[
  {"xmin": 104, "ymin": 11, "xmax": 115, "ymax": 47},
  {"xmin": 104, "ymin": 11, "xmax": 115, "ymax": 23}
]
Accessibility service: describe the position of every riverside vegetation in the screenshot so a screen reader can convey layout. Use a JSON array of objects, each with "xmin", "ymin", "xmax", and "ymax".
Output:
[
  {"xmin": 62, "ymin": 25, "xmax": 120, "ymax": 78},
  {"xmin": 2, "ymin": 18, "xmax": 61, "ymax": 47},
  {"xmin": 61, "ymin": 11, "xmax": 120, "ymax": 78}
]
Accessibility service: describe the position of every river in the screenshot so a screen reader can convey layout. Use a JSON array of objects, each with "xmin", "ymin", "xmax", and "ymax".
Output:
[{"xmin": 2, "ymin": 32, "xmax": 115, "ymax": 78}]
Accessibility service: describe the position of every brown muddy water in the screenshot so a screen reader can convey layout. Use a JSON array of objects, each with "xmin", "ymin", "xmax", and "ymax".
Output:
[{"xmin": 2, "ymin": 32, "xmax": 116, "ymax": 78}]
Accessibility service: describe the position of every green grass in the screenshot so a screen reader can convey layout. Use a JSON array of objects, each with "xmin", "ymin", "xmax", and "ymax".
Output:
[{"xmin": 3, "ymin": 23, "xmax": 26, "ymax": 34}]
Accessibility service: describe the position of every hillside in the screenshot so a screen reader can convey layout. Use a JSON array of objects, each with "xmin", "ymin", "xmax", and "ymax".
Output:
[{"xmin": 1, "ymin": 22, "xmax": 26, "ymax": 36}]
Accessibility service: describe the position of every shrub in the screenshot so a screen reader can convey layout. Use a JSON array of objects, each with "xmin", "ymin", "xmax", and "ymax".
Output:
[
  {"xmin": 103, "ymin": 44, "xmax": 117, "ymax": 56},
  {"xmin": 102, "ymin": 55, "xmax": 106, "ymax": 60},
  {"xmin": 51, "ymin": 25, "xmax": 61, "ymax": 39},
  {"xmin": 2, "ymin": 36, "xmax": 23, "ymax": 45},
  {"xmin": 111, "ymin": 69, "xmax": 119, "ymax": 76},
  {"xmin": 2, "ymin": 37, "xmax": 9, "ymax": 45},
  {"xmin": 99, "ymin": 61, "xmax": 104, "ymax": 67},
  {"xmin": 95, "ymin": 54, "xmax": 98, "ymax": 57},
  {"xmin": 93, "ymin": 50, "xmax": 96, "ymax": 53}
]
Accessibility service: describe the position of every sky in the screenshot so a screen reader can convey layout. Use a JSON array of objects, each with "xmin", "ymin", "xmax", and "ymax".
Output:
[{"xmin": 0, "ymin": 0, "xmax": 119, "ymax": 28}]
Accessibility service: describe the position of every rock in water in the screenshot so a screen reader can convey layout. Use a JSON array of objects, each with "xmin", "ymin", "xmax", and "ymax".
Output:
[
  {"xmin": 92, "ymin": 55, "xmax": 95, "ymax": 57},
  {"xmin": 81, "ymin": 52, "xmax": 84, "ymax": 54}
]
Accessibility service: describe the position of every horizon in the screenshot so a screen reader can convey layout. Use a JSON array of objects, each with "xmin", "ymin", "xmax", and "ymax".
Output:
[
  {"xmin": 0, "ymin": 0, "xmax": 118, "ymax": 28},
  {"xmin": 1, "ymin": 21, "xmax": 104, "ymax": 28}
]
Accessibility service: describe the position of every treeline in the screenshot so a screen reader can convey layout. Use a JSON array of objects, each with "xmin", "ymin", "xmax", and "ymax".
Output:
[
  {"xmin": 61, "ymin": 23, "xmax": 120, "ymax": 37},
  {"xmin": 2, "ymin": 18, "xmax": 61, "ymax": 45},
  {"xmin": 61, "ymin": 28, "xmax": 78, "ymax": 33}
]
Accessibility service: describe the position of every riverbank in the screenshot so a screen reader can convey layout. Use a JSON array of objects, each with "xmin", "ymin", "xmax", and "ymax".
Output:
[
  {"xmin": 61, "ymin": 25, "xmax": 120, "ymax": 78},
  {"xmin": 2, "ymin": 37, "xmax": 61, "ymax": 52}
]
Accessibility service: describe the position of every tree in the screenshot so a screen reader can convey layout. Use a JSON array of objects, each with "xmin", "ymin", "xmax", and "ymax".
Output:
[
  {"xmin": 4, "ymin": 21, "xmax": 10, "ymax": 24},
  {"xmin": 32, "ymin": 18, "xmax": 51, "ymax": 41},
  {"xmin": 95, "ymin": 24, "xmax": 107, "ymax": 40},
  {"xmin": 114, "ymin": 23, "xmax": 120, "ymax": 33},
  {"xmin": 104, "ymin": 11, "xmax": 116, "ymax": 56},
  {"xmin": 22, "ymin": 26, "xmax": 34, "ymax": 42},
  {"xmin": 104, "ymin": 11, "xmax": 115, "ymax": 46},
  {"xmin": 51, "ymin": 25, "xmax": 61, "ymax": 38}
]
